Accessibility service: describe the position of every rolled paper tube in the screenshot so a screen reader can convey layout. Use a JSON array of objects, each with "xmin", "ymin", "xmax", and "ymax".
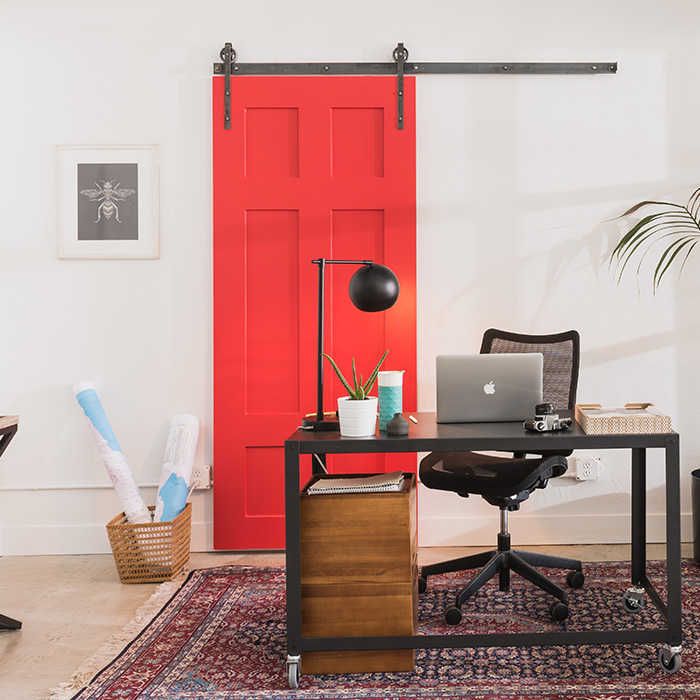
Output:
[
  {"xmin": 154, "ymin": 414, "xmax": 199, "ymax": 522},
  {"xmin": 73, "ymin": 381, "xmax": 151, "ymax": 524}
]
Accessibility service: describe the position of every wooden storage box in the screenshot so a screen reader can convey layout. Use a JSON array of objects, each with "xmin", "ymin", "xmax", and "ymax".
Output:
[{"xmin": 300, "ymin": 473, "xmax": 417, "ymax": 675}]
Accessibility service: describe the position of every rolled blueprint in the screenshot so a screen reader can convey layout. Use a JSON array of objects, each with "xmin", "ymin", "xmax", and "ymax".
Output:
[
  {"xmin": 73, "ymin": 381, "xmax": 152, "ymax": 524},
  {"xmin": 154, "ymin": 414, "xmax": 199, "ymax": 522}
]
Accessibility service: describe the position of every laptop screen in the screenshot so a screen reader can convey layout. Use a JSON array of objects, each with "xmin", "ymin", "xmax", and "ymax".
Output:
[{"xmin": 436, "ymin": 353, "xmax": 543, "ymax": 423}]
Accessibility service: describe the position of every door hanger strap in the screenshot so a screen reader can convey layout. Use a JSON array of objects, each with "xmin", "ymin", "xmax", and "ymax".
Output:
[{"xmin": 220, "ymin": 42, "xmax": 237, "ymax": 131}]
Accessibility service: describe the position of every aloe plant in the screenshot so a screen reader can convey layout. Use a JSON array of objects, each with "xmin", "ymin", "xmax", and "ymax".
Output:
[
  {"xmin": 322, "ymin": 350, "xmax": 388, "ymax": 400},
  {"xmin": 610, "ymin": 186, "xmax": 700, "ymax": 291}
]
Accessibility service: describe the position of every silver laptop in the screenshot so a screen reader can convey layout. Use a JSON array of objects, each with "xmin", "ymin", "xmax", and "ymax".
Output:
[{"xmin": 436, "ymin": 353, "xmax": 543, "ymax": 423}]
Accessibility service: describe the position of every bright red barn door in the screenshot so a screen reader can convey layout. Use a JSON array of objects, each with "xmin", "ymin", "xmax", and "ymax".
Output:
[{"xmin": 213, "ymin": 76, "xmax": 416, "ymax": 549}]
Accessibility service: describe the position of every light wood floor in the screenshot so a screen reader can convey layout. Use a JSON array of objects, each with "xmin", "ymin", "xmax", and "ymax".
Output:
[{"xmin": 0, "ymin": 544, "xmax": 692, "ymax": 700}]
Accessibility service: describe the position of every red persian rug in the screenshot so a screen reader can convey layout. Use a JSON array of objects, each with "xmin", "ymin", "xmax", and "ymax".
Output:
[{"xmin": 64, "ymin": 561, "xmax": 700, "ymax": 700}]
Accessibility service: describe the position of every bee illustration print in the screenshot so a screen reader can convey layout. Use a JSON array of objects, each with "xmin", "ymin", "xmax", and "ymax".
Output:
[{"xmin": 80, "ymin": 180, "xmax": 136, "ymax": 223}]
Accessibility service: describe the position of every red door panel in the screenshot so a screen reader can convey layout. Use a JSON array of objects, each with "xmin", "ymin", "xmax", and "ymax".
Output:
[{"xmin": 213, "ymin": 76, "xmax": 416, "ymax": 549}]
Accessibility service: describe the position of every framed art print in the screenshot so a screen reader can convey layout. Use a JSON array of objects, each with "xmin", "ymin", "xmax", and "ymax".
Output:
[{"xmin": 58, "ymin": 144, "xmax": 159, "ymax": 259}]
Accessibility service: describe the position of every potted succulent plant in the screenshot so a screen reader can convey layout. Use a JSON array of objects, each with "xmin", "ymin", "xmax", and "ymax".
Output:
[{"xmin": 322, "ymin": 350, "xmax": 388, "ymax": 437}]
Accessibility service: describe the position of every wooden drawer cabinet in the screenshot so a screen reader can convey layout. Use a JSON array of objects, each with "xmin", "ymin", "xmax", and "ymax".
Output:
[{"xmin": 299, "ymin": 473, "xmax": 417, "ymax": 674}]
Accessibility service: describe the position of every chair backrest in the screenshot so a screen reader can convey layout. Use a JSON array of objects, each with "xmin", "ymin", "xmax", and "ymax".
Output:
[{"xmin": 480, "ymin": 329, "xmax": 580, "ymax": 411}]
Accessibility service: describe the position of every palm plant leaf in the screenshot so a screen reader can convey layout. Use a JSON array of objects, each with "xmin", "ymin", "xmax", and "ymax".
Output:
[
  {"xmin": 610, "ymin": 186, "xmax": 700, "ymax": 291},
  {"xmin": 653, "ymin": 236, "xmax": 699, "ymax": 288},
  {"xmin": 689, "ymin": 188, "xmax": 700, "ymax": 219}
]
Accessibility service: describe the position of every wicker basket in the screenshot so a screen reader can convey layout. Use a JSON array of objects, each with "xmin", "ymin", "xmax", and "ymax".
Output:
[{"xmin": 106, "ymin": 503, "xmax": 192, "ymax": 584}]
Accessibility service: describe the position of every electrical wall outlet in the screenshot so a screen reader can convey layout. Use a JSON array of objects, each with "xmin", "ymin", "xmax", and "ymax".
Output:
[
  {"xmin": 192, "ymin": 465, "xmax": 212, "ymax": 489},
  {"xmin": 574, "ymin": 456, "xmax": 601, "ymax": 481}
]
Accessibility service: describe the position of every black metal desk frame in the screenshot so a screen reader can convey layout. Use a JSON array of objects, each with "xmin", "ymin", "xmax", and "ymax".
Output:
[
  {"xmin": 284, "ymin": 412, "xmax": 682, "ymax": 687},
  {"xmin": 0, "ymin": 421, "xmax": 20, "ymax": 631}
]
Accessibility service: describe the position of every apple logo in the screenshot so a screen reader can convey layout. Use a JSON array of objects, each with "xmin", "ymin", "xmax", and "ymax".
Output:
[{"xmin": 483, "ymin": 381, "xmax": 496, "ymax": 395}]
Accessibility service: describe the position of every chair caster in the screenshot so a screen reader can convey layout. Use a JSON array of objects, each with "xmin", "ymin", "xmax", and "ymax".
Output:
[
  {"xmin": 417, "ymin": 576, "xmax": 427, "ymax": 594},
  {"xmin": 658, "ymin": 645, "xmax": 682, "ymax": 674},
  {"xmin": 444, "ymin": 604, "xmax": 462, "ymax": 625},
  {"xmin": 566, "ymin": 570, "xmax": 585, "ymax": 589},
  {"xmin": 623, "ymin": 588, "xmax": 645, "ymax": 613},
  {"xmin": 549, "ymin": 601, "xmax": 569, "ymax": 621}
]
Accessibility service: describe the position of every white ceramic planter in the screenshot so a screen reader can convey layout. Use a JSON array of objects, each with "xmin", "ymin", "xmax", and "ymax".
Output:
[{"xmin": 337, "ymin": 396, "xmax": 378, "ymax": 437}]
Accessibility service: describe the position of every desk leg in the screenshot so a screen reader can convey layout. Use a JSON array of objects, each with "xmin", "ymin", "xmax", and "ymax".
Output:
[
  {"xmin": 631, "ymin": 447, "xmax": 646, "ymax": 585},
  {"xmin": 665, "ymin": 436, "xmax": 682, "ymax": 648},
  {"xmin": 284, "ymin": 442, "xmax": 302, "ymax": 687},
  {"xmin": 0, "ymin": 425, "xmax": 17, "ymax": 460},
  {"xmin": 0, "ymin": 613, "xmax": 21, "ymax": 630}
]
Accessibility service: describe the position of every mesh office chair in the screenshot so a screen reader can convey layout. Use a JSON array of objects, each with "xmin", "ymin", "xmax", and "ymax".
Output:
[{"xmin": 419, "ymin": 329, "xmax": 584, "ymax": 623}]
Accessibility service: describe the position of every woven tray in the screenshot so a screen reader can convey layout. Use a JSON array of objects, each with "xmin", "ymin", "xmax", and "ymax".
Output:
[
  {"xmin": 575, "ymin": 403, "xmax": 672, "ymax": 435},
  {"xmin": 106, "ymin": 503, "xmax": 191, "ymax": 584}
]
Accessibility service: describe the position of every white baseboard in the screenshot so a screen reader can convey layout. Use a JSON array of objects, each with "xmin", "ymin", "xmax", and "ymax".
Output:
[{"xmin": 0, "ymin": 520, "xmax": 212, "ymax": 556}]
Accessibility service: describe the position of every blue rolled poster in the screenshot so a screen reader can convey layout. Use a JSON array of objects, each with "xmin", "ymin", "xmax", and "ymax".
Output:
[
  {"xmin": 154, "ymin": 414, "xmax": 199, "ymax": 522},
  {"xmin": 73, "ymin": 381, "xmax": 152, "ymax": 524}
]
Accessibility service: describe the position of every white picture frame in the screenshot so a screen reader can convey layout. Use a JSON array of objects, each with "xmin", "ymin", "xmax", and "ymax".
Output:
[{"xmin": 58, "ymin": 144, "xmax": 159, "ymax": 259}]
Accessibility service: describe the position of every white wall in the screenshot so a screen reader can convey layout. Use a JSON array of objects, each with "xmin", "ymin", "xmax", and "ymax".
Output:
[{"xmin": 2, "ymin": 1, "xmax": 699, "ymax": 555}]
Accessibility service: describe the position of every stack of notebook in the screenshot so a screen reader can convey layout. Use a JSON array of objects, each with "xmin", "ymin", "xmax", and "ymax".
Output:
[{"xmin": 306, "ymin": 470, "xmax": 405, "ymax": 495}]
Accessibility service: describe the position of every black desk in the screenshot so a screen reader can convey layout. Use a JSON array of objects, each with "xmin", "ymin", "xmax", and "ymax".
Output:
[
  {"xmin": 283, "ymin": 412, "xmax": 682, "ymax": 687},
  {"xmin": 0, "ymin": 418, "xmax": 20, "ymax": 631}
]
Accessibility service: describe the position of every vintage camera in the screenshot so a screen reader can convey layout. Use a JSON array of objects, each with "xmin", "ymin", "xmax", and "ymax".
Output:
[{"xmin": 524, "ymin": 403, "xmax": 573, "ymax": 432}]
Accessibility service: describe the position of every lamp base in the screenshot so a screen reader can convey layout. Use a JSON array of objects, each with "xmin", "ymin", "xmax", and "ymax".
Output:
[{"xmin": 302, "ymin": 412, "xmax": 340, "ymax": 431}]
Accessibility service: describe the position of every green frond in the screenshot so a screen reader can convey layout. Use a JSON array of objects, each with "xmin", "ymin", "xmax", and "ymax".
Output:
[
  {"xmin": 688, "ymin": 186, "xmax": 700, "ymax": 220},
  {"xmin": 610, "ymin": 190, "xmax": 700, "ymax": 289}
]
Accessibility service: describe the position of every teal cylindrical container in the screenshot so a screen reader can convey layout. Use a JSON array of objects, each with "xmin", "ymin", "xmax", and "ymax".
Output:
[{"xmin": 378, "ymin": 371, "xmax": 404, "ymax": 431}]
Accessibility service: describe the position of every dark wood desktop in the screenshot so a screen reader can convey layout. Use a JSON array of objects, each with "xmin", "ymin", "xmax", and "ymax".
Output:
[{"xmin": 283, "ymin": 411, "xmax": 682, "ymax": 687}]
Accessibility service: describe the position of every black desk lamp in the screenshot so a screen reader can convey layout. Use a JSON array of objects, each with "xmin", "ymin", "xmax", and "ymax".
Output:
[{"xmin": 302, "ymin": 259, "xmax": 399, "ymax": 431}]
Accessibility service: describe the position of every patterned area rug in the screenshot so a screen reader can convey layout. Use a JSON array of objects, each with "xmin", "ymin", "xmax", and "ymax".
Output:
[{"xmin": 63, "ymin": 561, "xmax": 700, "ymax": 700}]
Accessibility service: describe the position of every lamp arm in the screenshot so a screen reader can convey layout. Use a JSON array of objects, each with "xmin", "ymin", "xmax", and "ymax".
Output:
[{"xmin": 311, "ymin": 259, "xmax": 374, "ymax": 266}]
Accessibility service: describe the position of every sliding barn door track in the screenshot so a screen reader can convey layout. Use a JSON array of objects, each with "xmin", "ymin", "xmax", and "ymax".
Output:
[{"xmin": 213, "ymin": 42, "xmax": 617, "ymax": 130}]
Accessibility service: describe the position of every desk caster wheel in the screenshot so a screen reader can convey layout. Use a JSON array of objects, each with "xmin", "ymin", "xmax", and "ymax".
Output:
[
  {"xmin": 623, "ymin": 588, "xmax": 645, "ymax": 613},
  {"xmin": 549, "ymin": 601, "xmax": 569, "ymax": 621},
  {"xmin": 418, "ymin": 576, "xmax": 427, "ymax": 594},
  {"xmin": 659, "ymin": 646, "xmax": 682, "ymax": 674},
  {"xmin": 566, "ymin": 570, "xmax": 585, "ymax": 589},
  {"xmin": 444, "ymin": 604, "xmax": 462, "ymax": 625},
  {"xmin": 287, "ymin": 656, "xmax": 300, "ymax": 689}
]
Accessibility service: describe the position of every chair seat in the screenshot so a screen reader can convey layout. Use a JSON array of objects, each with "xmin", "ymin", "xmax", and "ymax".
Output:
[{"xmin": 419, "ymin": 451, "xmax": 568, "ymax": 505}]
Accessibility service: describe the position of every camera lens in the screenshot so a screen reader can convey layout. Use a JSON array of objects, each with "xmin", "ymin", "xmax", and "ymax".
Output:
[{"xmin": 535, "ymin": 403, "xmax": 554, "ymax": 415}]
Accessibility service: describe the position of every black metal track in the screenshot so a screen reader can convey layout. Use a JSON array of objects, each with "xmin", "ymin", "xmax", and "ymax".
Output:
[
  {"xmin": 213, "ymin": 61, "xmax": 617, "ymax": 76},
  {"xmin": 214, "ymin": 43, "xmax": 617, "ymax": 130}
]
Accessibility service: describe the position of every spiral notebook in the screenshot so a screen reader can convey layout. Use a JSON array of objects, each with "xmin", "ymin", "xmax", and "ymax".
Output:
[{"xmin": 306, "ymin": 471, "xmax": 405, "ymax": 495}]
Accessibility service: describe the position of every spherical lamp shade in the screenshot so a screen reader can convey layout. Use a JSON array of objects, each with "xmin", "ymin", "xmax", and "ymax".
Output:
[{"xmin": 348, "ymin": 263, "xmax": 400, "ymax": 312}]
